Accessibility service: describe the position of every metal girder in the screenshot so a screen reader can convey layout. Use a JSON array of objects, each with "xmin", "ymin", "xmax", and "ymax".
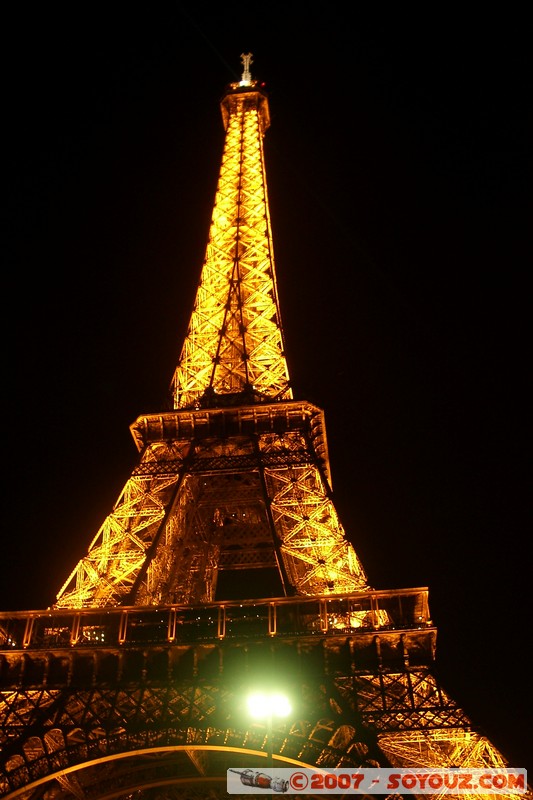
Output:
[{"xmin": 54, "ymin": 405, "xmax": 367, "ymax": 609}]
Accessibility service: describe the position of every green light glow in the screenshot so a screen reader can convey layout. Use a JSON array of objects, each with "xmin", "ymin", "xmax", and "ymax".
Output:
[{"xmin": 247, "ymin": 691, "xmax": 291, "ymax": 719}]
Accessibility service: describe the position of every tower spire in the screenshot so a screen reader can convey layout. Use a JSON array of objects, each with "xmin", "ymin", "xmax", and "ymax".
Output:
[
  {"xmin": 240, "ymin": 51, "xmax": 253, "ymax": 85},
  {"xmin": 171, "ymin": 54, "xmax": 290, "ymax": 410}
]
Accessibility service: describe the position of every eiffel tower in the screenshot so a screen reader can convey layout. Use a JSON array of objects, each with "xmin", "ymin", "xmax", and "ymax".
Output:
[{"xmin": 0, "ymin": 54, "xmax": 528, "ymax": 800}]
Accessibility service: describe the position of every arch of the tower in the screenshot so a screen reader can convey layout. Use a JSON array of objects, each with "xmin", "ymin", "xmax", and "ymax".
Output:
[
  {"xmin": 1, "ymin": 736, "xmax": 373, "ymax": 800},
  {"xmin": 1, "ymin": 682, "xmax": 511, "ymax": 800}
]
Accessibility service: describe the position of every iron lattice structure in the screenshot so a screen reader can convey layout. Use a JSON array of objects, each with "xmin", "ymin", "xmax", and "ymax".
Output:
[{"xmin": 0, "ymin": 55, "xmax": 528, "ymax": 800}]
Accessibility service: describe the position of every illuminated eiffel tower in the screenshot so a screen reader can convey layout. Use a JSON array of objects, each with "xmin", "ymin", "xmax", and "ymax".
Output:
[{"xmin": 0, "ymin": 54, "xmax": 528, "ymax": 800}]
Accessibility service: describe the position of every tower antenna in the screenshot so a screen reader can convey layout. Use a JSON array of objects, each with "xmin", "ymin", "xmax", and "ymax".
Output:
[{"xmin": 240, "ymin": 51, "xmax": 253, "ymax": 85}]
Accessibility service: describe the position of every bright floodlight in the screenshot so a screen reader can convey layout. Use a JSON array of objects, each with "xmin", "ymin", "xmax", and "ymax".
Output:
[
  {"xmin": 271, "ymin": 692, "xmax": 291, "ymax": 717},
  {"xmin": 247, "ymin": 691, "xmax": 291, "ymax": 719}
]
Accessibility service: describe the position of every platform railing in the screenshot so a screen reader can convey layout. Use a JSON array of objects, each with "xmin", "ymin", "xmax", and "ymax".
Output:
[{"xmin": 0, "ymin": 587, "xmax": 431, "ymax": 651}]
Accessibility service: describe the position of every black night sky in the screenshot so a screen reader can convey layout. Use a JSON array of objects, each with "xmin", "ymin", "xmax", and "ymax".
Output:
[{"xmin": 4, "ymin": 5, "xmax": 531, "ymax": 776}]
